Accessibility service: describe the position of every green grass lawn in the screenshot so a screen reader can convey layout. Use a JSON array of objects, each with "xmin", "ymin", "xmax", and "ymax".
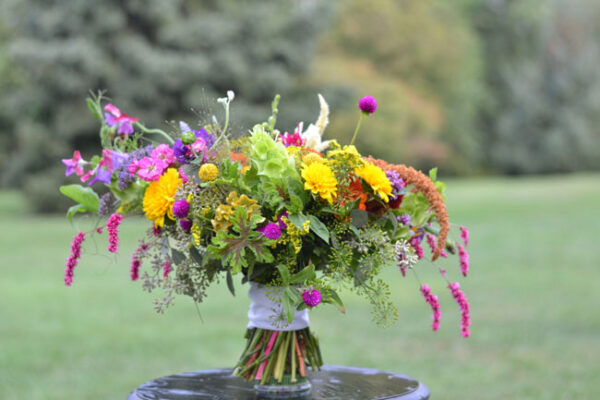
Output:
[{"xmin": 1, "ymin": 173, "xmax": 599, "ymax": 399}]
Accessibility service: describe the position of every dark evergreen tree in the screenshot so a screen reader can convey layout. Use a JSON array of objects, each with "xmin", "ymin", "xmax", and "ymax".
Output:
[
  {"xmin": 0, "ymin": 0, "xmax": 334, "ymax": 211},
  {"xmin": 468, "ymin": 0, "xmax": 600, "ymax": 174}
]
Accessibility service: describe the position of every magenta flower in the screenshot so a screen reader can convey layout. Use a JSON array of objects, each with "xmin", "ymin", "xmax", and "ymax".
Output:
[
  {"xmin": 151, "ymin": 144, "xmax": 175, "ymax": 166},
  {"xmin": 448, "ymin": 282, "xmax": 471, "ymax": 338},
  {"xmin": 426, "ymin": 234, "xmax": 447, "ymax": 258},
  {"xmin": 302, "ymin": 287, "xmax": 321, "ymax": 307},
  {"xmin": 420, "ymin": 284, "xmax": 441, "ymax": 331},
  {"xmin": 62, "ymin": 150, "xmax": 86, "ymax": 178},
  {"xmin": 191, "ymin": 137, "xmax": 207, "ymax": 154},
  {"xmin": 458, "ymin": 244, "xmax": 469, "ymax": 277},
  {"xmin": 277, "ymin": 211, "xmax": 289, "ymax": 231},
  {"xmin": 180, "ymin": 218, "xmax": 192, "ymax": 231},
  {"xmin": 106, "ymin": 213, "xmax": 123, "ymax": 253},
  {"xmin": 172, "ymin": 200, "xmax": 189, "ymax": 219},
  {"xmin": 162, "ymin": 261, "xmax": 172, "ymax": 278},
  {"xmin": 104, "ymin": 103, "xmax": 139, "ymax": 135},
  {"xmin": 460, "ymin": 226, "xmax": 470, "ymax": 247},
  {"xmin": 257, "ymin": 222, "xmax": 281, "ymax": 240},
  {"xmin": 64, "ymin": 231, "xmax": 86, "ymax": 286},
  {"xmin": 136, "ymin": 157, "xmax": 167, "ymax": 181},
  {"xmin": 358, "ymin": 96, "xmax": 377, "ymax": 114},
  {"xmin": 280, "ymin": 128, "xmax": 305, "ymax": 147}
]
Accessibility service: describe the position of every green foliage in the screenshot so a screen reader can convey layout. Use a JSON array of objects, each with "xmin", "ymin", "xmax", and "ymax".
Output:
[
  {"xmin": 59, "ymin": 184, "xmax": 100, "ymax": 221},
  {"xmin": 0, "ymin": 0, "xmax": 334, "ymax": 212},
  {"xmin": 468, "ymin": 0, "xmax": 600, "ymax": 173},
  {"xmin": 207, "ymin": 206, "xmax": 273, "ymax": 274}
]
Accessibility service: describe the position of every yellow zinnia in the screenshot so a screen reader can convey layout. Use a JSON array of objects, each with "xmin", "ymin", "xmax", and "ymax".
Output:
[
  {"xmin": 301, "ymin": 162, "xmax": 337, "ymax": 203},
  {"xmin": 354, "ymin": 162, "xmax": 393, "ymax": 202},
  {"xmin": 143, "ymin": 168, "xmax": 183, "ymax": 227}
]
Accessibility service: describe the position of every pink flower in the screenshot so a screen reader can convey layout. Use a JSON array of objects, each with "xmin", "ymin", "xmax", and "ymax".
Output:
[
  {"xmin": 136, "ymin": 157, "xmax": 167, "ymax": 181},
  {"xmin": 358, "ymin": 96, "xmax": 377, "ymax": 114},
  {"xmin": 426, "ymin": 234, "xmax": 447, "ymax": 258},
  {"xmin": 151, "ymin": 144, "xmax": 175, "ymax": 166},
  {"xmin": 102, "ymin": 149, "xmax": 129, "ymax": 173},
  {"xmin": 106, "ymin": 213, "xmax": 123, "ymax": 253},
  {"xmin": 191, "ymin": 137, "xmax": 207, "ymax": 154},
  {"xmin": 420, "ymin": 284, "xmax": 441, "ymax": 331},
  {"xmin": 280, "ymin": 126, "xmax": 305, "ymax": 147},
  {"xmin": 64, "ymin": 231, "xmax": 86, "ymax": 286},
  {"xmin": 130, "ymin": 241, "xmax": 149, "ymax": 281},
  {"xmin": 162, "ymin": 261, "xmax": 172, "ymax": 278},
  {"xmin": 458, "ymin": 244, "xmax": 469, "ymax": 277},
  {"xmin": 62, "ymin": 150, "xmax": 86, "ymax": 178},
  {"xmin": 104, "ymin": 103, "xmax": 139, "ymax": 135},
  {"xmin": 448, "ymin": 282, "xmax": 471, "ymax": 338},
  {"xmin": 460, "ymin": 226, "xmax": 470, "ymax": 247},
  {"xmin": 302, "ymin": 287, "xmax": 322, "ymax": 307}
]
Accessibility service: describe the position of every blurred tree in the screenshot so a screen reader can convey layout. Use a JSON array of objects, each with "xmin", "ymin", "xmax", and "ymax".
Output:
[
  {"xmin": 313, "ymin": 0, "xmax": 484, "ymax": 173},
  {"xmin": 0, "ymin": 0, "xmax": 335, "ymax": 212},
  {"xmin": 468, "ymin": 0, "xmax": 600, "ymax": 174}
]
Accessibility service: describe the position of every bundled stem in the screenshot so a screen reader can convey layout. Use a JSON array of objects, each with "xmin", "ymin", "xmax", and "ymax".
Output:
[{"xmin": 233, "ymin": 327, "xmax": 322, "ymax": 385}]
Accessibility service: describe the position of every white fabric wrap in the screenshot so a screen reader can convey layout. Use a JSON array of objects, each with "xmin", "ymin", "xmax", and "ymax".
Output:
[{"xmin": 247, "ymin": 282, "xmax": 309, "ymax": 331}]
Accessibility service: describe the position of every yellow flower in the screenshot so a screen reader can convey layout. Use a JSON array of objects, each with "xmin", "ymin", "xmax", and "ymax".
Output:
[
  {"xmin": 199, "ymin": 163, "xmax": 219, "ymax": 181},
  {"xmin": 354, "ymin": 162, "xmax": 392, "ymax": 202},
  {"xmin": 143, "ymin": 168, "xmax": 183, "ymax": 227},
  {"xmin": 301, "ymin": 162, "xmax": 337, "ymax": 203},
  {"xmin": 302, "ymin": 152, "xmax": 324, "ymax": 166}
]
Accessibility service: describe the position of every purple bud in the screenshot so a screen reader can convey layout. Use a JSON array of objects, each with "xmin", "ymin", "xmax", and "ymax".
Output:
[
  {"xmin": 180, "ymin": 218, "xmax": 192, "ymax": 231},
  {"xmin": 358, "ymin": 96, "xmax": 377, "ymax": 114},
  {"xmin": 172, "ymin": 200, "xmax": 189, "ymax": 219},
  {"xmin": 302, "ymin": 288, "xmax": 321, "ymax": 308}
]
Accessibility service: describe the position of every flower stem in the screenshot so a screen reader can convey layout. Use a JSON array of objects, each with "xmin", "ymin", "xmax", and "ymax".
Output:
[
  {"xmin": 350, "ymin": 113, "xmax": 366, "ymax": 146},
  {"xmin": 134, "ymin": 122, "xmax": 175, "ymax": 145}
]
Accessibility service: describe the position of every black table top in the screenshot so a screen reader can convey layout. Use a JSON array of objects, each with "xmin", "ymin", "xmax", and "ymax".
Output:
[{"xmin": 127, "ymin": 365, "xmax": 430, "ymax": 400}]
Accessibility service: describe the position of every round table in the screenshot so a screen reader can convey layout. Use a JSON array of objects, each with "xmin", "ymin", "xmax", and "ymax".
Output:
[{"xmin": 127, "ymin": 365, "xmax": 430, "ymax": 399}]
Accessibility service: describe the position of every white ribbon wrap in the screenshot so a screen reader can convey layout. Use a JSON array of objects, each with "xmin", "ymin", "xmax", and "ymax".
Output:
[{"xmin": 247, "ymin": 282, "xmax": 309, "ymax": 331}]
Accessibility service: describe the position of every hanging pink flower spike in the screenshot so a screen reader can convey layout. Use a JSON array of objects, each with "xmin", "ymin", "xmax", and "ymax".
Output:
[
  {"xmin": 64, "ymin": 231, "xmax": 86, "ymax": 286},
  {"xmin": 162, "ymin": 261, "xmax": 172, "ymax": 278},
  {"xmin": 420, "ymin": 284, "xmax": 441, "ymax": 331},
  {"xmin": 458, "ymin": 244, "xmax": 470, "ymax": 277},
  {"xmin": 460, "ymin": 226, "xmax": 470, "ymax": 247},
  {"xmin": 448, "ymin": 282, "xmax": 471, "ymax": 338},
  {"xmin": 106, "ymin": 213, "xmax": 123, "ymax": 253}
]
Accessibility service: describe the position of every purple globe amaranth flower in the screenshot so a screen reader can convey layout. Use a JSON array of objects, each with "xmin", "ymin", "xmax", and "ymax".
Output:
[
  {"xmin": 180, "ymin": 218, "xmax": 192, "ymax": 231},
  {"xmin": 358, "ymin": 96, "xmax": 377, "ymax": 114},
  {"xmin": 302, "ymin": 288, "xmax": 322, "ymax": 308},
  {"xmin": 257, "ymin": 222, "xmax": 281, "ymax": 240},
  {"xmin": 172, "ymin": 200, "xmax": 190, "ymax": 219}
]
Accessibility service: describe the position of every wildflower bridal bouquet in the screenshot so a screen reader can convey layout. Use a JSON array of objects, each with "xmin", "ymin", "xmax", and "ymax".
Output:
[{"xmin": 60, "ymin": 91, "xmax": 471, "ymax": 395}]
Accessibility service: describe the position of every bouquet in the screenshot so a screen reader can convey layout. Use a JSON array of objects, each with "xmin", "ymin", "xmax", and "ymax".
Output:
[{"xmin": 61, "ymin": 91, "xmax": 471, "ymax": 388}]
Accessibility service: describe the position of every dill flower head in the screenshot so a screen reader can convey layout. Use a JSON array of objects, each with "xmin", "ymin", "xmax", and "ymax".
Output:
[
  {"xmin": 143, "ymin": 168, "xmax": 183, "ymax": 227},
  {"xmin": 301, "ymin": 162, "xmax": 337, "ymax": 204},
  {"xmin": 354, "ymin": 162, "xmax": 393, "ymax": 202}
]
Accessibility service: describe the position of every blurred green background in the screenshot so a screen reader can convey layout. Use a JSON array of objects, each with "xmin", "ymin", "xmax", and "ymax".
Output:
[{"xmin": 1, "ymin": 0, "xmax": 599, "ymax": 399}]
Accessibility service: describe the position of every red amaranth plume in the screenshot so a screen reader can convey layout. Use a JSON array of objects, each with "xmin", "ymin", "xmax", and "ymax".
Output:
[{"xmin": 364, "ymin": 157, "xmax": 449, "ymax": 261}]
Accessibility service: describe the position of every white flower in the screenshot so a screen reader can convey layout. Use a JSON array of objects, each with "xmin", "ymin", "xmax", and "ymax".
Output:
[{"xmin": 300, "ymin": 94, "xmax": 331, "ymax": 152}]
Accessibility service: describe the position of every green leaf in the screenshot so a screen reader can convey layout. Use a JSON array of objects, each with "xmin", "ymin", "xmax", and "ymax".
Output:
[
  {"xmin": 322, "ymin": 288, "xmax": 346, "ymax": 314},
  {"xmin": 429, "ymin": 167, "xmax": 438, "ymax": 181},
  {"xmin": 281, "ymin": 287, "xmax": 297, "ymax": 323},
  {"xmin": 288, "ymin": 213, "xmax": 309, "ymax": 230},
  {"xmin": 86, "ymin": 98, "xmax": 102, "ymax": 121},
  {"xmin": 171, "ymin": 249, "xmax": 186, "ymax": 266},
  {"xmin": 276, "ymin": 264, "xmax": 291, "ymax": 285},
  {"xmin": 190, "ymin": 246, "xmax": 204, "ymax": 267},
  {"xmin": 226, "ymin": 270, "xmax": 236, "ymax": 297},
  {"xmin": 289, "ymin": 264, "xmax": 316, "ymax": 285},
  {"xmin": 308, "ymin": 215, "xmax": 329, "ymax": 243},
  {"xmin": 66, "ymin": 204, "xmax": 89, "ymax": 222},
  {"xmin": 59, "ymin": 184, "xmax": 100, "ymax": 213},
  {"xmin": 350, "ymin": 209, "xmax": 368, "ymax": 228},
  {"xmin": 284, "ymin": 286, "xmax": 302, "ymax": 306}
]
